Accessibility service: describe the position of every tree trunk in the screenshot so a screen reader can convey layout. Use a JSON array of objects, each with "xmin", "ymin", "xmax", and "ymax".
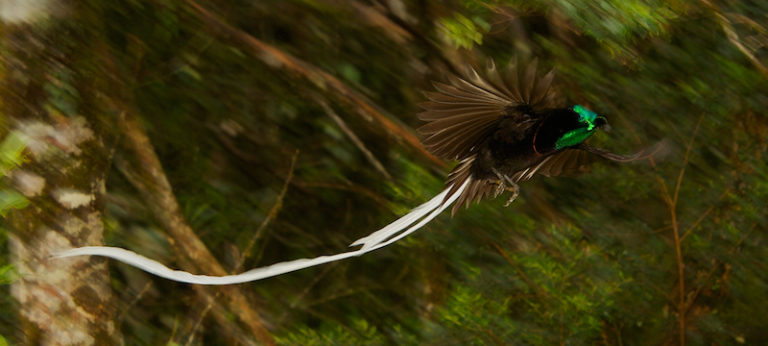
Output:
[{"xmin": 1, "ymin": 1, "xmax": 121, "ymax": 344}]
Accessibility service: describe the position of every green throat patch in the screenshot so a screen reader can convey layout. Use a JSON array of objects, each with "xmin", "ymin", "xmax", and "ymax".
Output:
[{"xmin": 555, "ymin": 105, "xmax": 599, "ymax": 150}]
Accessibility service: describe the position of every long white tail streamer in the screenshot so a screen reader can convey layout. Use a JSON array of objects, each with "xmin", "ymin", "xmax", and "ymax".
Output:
[{"xmin": 53, "ymin": 180, "xmax": 470, "ymax": 285}]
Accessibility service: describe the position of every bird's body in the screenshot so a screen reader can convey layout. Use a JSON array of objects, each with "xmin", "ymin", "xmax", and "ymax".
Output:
[
  {"xmin": 469, "ymin": 107, "xmax": 581, "ymax": 180},
  {"xmin": 54, "ymin": 59, "xmax": 662, "ymax": 285}
]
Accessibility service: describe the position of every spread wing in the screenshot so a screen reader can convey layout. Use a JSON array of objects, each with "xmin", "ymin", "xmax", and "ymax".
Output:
[
  {"xmin": 418, "ymin": 59, "xmax": 560, "ymax": 215},
  {"xmin": 418, "ymin": 59, "xmax": 559, "ymax": 161},
  {"xmin": 445, "ymin": 150, "xmax": 585, "ymax": 215},
  {"xmin": 523, "ymin": 140, "xmax": 671, "ymax": 180},
  {"xmin": 444, "ymin": 146, "xmax": 641, "ymax": 215},
  {"xmin": 529, "ymin": 149, "xmax": 592, "ymax": 178},
  {"xmin": 577, "ymin": 141, "xmax": 670, "ymax": 162},
  {"xmin": 511, "ymin": 141, "xmax": 670, "ymax": 182}
]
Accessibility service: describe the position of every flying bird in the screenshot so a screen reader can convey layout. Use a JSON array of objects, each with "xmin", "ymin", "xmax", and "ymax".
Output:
[
  {"xmin": 54, "ymin": 59, "xmax": 660, "ymax": 284},
  {"xmin": 418, "ymin": 59, "xmax": 652, "ymax": 216}
]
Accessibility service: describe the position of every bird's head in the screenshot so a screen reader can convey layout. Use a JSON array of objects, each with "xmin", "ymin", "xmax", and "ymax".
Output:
[
  {"xmin": 552, "ymin": 105, "xmax": 608, "ymax": 150},
  {"xmin": 572, "ymin": 104, "xmax": 609, "ymax": 130}
]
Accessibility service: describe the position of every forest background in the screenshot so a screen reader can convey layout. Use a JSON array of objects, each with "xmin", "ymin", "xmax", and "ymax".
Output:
[{"xmin": 1, "ymin": 0, "xmax": 767, "ymax": 344}]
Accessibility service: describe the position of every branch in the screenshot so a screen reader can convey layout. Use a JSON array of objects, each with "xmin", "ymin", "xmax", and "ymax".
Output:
[
  {"xmin": 239, "ymin": 150, "xmax": 299, "ymax": 269},
  {"xmin": 317, "ymin": 98, "xmax": 393, "ymax": 180},
  {"xmin": 701, "ymin": 0, "xmax": 768, "ymax": 79},
  {"xmin": 184, "ymin": 0, "xmax": 445, "ymax": 168},
  {"xmin": 672, "ymin": 116, "xmax": 703, "ymax": 206},
  {"xmin": 668, "ymin": 115, "xmax": 702, "ymax": 346},
  {"xmin": 183, "ymin": 151, "xmax": 297, "ymax": 345},
  {"xmin": 118, "ymin": 115, "xmax": 275, "ymax": 345},
  {"xmin": 326, "ymin": 0, "xmax": 413, "ymax": 44}
]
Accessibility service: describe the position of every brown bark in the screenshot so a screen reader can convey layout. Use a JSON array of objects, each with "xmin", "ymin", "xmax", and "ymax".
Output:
[
  {"xmin": 185, "ymin": 0, "xmax": 446, "ymax": 168},
  {"xmin": 1, "ymin": 3, "xmax": 120, "ymax": 344},
  {"xmin": 117, "ymin": 114, "xmax": 275, "ymax": 345}
]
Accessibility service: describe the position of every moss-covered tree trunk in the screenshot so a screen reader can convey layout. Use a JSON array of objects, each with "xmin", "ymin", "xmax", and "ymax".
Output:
[{"xmin": 1, "ymin": 2, "xmax": 120, "ymax": 344}]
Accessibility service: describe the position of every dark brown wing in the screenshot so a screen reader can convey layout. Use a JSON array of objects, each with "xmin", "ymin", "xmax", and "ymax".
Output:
[
  {"xmin": 443, "ymin": 140, "xmax": 667, "ymax": 215},
  {"xmin": 422, "ymin": 59, "xmax": 562, "ymax": 215},
  {"xmin": 514, "ymin": 140, "xmax": 671, "ymax": 182},
  {"xmin": 419, "ymin": 59, "xmax": 560, "ymax": 161},
  {"xmin": 443, "ymin": 151, "xmax": 574, "ymax": 215},
  {"xmin": 445, "ymin": 149, "xmax": 591, "ymax": 215},
  {"xmin": 577, "ymin": 140, "xmax": 670, "ymax": 162},
  {"xmin": 523, "ymin": 149, "xmax": 592, "ymax": 178}
]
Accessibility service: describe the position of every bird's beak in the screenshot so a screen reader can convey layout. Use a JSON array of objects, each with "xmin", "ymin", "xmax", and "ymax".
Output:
[{"xmin": 596, "ymin": 116, "xmax": 611, "ymax": 132}]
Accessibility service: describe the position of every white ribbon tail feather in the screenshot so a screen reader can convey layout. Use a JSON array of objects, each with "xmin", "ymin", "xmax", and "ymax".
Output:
[
  {"xmin": 54, "ymin": 246, "xmax": 369, "ymax": 285},
  {"xmin": 52, "ymin": 180, "xmax": 470, "ymax": 285},
  {"xmin": 363, "ymin": 180, "xmax": 467, "ymax": 250},
  {"xmin": 350, "ymin": 180, "xmax": 466, "ymax": 250}
]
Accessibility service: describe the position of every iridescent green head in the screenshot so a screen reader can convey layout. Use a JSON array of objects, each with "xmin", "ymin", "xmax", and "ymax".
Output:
[{"xmin": 554, "ymin": 105, "xmax": 608, "ymax": 150}]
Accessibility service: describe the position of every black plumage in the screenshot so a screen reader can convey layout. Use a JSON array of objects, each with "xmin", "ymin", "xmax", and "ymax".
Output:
[{"xmin": 419, "ymin": 60, "xmax": 655, "ymax": 215}]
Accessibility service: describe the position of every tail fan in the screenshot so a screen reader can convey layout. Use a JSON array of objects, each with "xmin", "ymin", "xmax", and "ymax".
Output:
[{"xmin": 53, "ymin": 180, "xmax": 470, "ymax": 285}]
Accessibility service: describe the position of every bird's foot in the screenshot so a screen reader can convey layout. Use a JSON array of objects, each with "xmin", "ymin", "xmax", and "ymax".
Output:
[
  {"xmin": 492, "ymin": 180, "xmax": 506, "ymax": 198},
  {"xmin": 503, "ymin": 183, "xmax": 519, "ymax": 207},
  {"xmin": 491, "ymin": 168, "xmax": 520, "ymax": 207}
]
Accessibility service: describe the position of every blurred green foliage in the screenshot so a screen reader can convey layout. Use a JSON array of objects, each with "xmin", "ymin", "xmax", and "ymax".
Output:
[
  {"xmin": 439, "ymin": 13, "xmax": 489, "ymax": 49},
  {"xmin": 3, "ymin": 0, "xmax": 768, "ymax": 344},
  {"xmin": 0, "ymin": 133, "xmax": 28, "ymax": 217},
  {"xmin": 0, "ymin": 131, "xmax": 26, "ymax": 341}
]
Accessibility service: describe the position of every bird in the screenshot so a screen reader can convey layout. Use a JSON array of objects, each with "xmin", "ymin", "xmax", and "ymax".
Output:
[
  {"xmin": 349, "ymin": 58, "xmax": 661, "ymax": 252},
  {"xmin": 53, "ymin": 59, "xmax": 661, "ymax": 285},
  {"xmin": 417, "ymin": 59, "xmax": 655, "ymax": 217}
]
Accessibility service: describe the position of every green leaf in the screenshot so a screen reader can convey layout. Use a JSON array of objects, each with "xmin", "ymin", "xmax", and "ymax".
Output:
[
  {"xmin": 0, "ymin": 265, "xmax": 17, "ymax": 285},
  {"xmin": 0, "ymin": 190, "xmax": 29, "ymax": 217},
  {"xmin": 0, "ymin": 132, "xmax": 26, "ymax": 177},
  {"xmin": 439, "ymin": 13, "xmax": 485, "ymax": 49}
]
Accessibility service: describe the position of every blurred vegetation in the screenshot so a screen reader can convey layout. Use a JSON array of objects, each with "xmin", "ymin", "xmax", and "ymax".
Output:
[
  {"xmin": 0, "ymin": 132, "xmax": 26, "ymax": 340},
  {"xmin": 2, "ymin": 0, "xmax": 768, "ymax": 344}
]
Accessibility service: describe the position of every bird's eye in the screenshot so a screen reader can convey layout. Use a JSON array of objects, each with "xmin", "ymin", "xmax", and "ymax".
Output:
[{"xmin": 594, "ymin": 116, "xmax": 607, "ymax": 128}]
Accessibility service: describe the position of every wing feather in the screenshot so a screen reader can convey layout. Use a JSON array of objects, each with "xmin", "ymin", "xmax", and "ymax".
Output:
[
  {"xmin": 419, "ymin": 59, "xmax": 560, "ymax": 161},
  {"xmin": 578, "ymin": 141, "xmax": 669, "ymax": 162},
  {"xmin": 522, "ymin": 59, "xmax": 538, "ymax": 102},
  {"xmin": 421, "ymin": 118, "xmax": 498, "ymax": 159},
  {"xmin": 516, "ymin": 141, "xmax": 666, "ymax": 181},
  {"xmin": 534, "ymin": 149, "xmax": 591, "ymax": 177},
  {"xmin": 419, "ymin": 59, "xmax": 565, "ymax": 214},
  {"xmin": 444, "ymin": 150, "xmax": 589, "ymax": 215}
]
